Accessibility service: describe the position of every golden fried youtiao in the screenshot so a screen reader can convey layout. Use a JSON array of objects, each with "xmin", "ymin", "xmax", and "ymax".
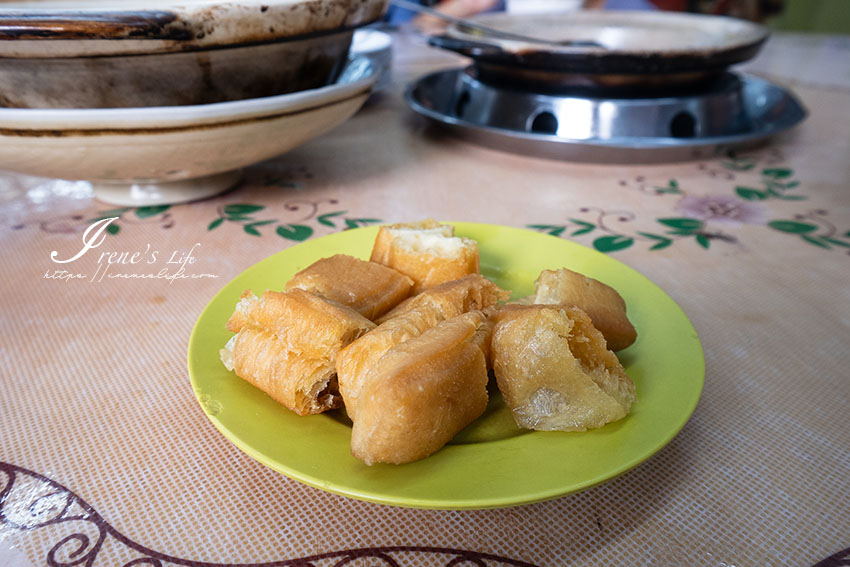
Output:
[
  {"xmin": 350, "ymin": 311, "xmax": 493, "ymax": 465},
  {"xmin": 375, "ymin": 273, "xmax": 509, "ymax": 324},
  {"xmin": 370, "ymin": 219, "xmax": 479, "ymax": 293},
  {"xmin": 221, "ymin": 289, "xmax": 375, "ymax": 415},
  {"xmin": 533, "ymin": 268, "xmax": 637, "ymax": 351},
  {"xmin": 222, "ymin": 327, "xmax": 341, "ymax": 416},
  {"xmin": 492, "ymin": 305, "xmax": 636, "ymax": 431},
  {"xmin": 336, "ymin": 275, "xmax": 507, "ymax": 419},
  {"xmin": 285, "ymin": 254, "xmax": 414, "ymax": 321}
]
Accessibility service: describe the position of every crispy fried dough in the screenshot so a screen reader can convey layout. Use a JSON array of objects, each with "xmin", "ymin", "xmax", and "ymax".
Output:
[
  {"xmin": 285, "ymin": 254, "xmax": 414, "ymax": 320},
  {"xmin": 370, "ymin": 220, "xmax": 479, "ymax": 293},
  {"xmin": 337, "ymin": 274, "xmax": 507, "ymax": 419},
  {"xmin": 376, "ymin": 274, "xmax": 510, "ymax": 324},
  {"xmin": 350, "ymin": 312, "xmax": 493, "ymax": 465},
  {"xmin": 533, "ymin": 268, "xmax": 637, "ymax": 351},
  {"xmin": 492, "ymin": 305, "xmax": 636, "ymax": 431},
  {"xmin": 221, "ymin": 288, "xmax": 375, "ymax": 415}
]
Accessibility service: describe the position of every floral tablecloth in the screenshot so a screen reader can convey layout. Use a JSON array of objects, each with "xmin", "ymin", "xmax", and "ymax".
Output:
[{"xmin": 1, "ymin": 30, "xmax": 848, "ymax": 567}]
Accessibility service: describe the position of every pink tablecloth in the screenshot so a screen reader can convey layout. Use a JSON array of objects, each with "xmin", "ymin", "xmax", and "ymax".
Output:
[{"xmin": 1, "ymin": 30, "xmax": 848, "ymax": 567}]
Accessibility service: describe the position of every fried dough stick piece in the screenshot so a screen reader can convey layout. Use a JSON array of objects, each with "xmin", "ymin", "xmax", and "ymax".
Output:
[
  {"xmin": 351, "ymin": 312, "xmax": 493, "ymax": 465},
  {"xmin": 376, "ymin": 273, "xmax": 510, "ymax": 324},
  {"xmin": 370, "ymin": 219, "xmax": 479, "ymax": 293},
  {"xmin": 285, "ymin": 254, "xmax": 414, "ymax": 321},
  {"xmin": 221, "ymin": 288, "xmax": 375, "ymax": 415},
  {"xmin": 492, "ymin": 305, "xmax": 636, "ymax": 431},
  {"xmin": 533, "ymin": 268, "xmax": 637, "ymax": 352},
  {"xmin": 336, "ymin": 274, "xmax": 508, "ymax": 419},
  {"xmin": 222, "ymin": 327, "xmax": 343, "ymax": 415}
]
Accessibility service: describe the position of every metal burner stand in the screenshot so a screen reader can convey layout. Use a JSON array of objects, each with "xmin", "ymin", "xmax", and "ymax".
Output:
[{"xmin": 405, "ymin": 67, "xmax": 807, "ymax": 163}]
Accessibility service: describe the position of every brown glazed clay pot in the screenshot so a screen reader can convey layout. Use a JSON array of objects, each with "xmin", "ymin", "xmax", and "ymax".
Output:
[{"xmin": 0, "ymin": 0, "xmax": 389, "ymax": 108}]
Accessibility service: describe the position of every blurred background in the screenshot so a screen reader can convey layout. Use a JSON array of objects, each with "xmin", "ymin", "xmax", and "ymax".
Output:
[
  {"xmin": 767, "ymin": 0, "xmax": 850, "ymax": 34},
  {"xmin": 674, "ymin": 0, "xmax": 850, "ymax": 32},
  {"xmin": 387, "ymin": 0, "xmax": 850, "ymax": 33}
]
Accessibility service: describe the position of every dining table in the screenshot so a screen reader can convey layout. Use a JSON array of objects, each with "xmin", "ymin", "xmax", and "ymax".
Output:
[{"xmin": 1, "ymin": 23, "xmax": 848, "ymax": 567}]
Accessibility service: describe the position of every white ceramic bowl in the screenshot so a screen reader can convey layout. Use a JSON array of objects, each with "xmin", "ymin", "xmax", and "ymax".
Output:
[
  {"xmin": 0, "ymin": 0, "xmax": 388, "ymax": 108},
  {"xmin": 0, "ymin": 55, "xmax": 378, "ymax": 206}
]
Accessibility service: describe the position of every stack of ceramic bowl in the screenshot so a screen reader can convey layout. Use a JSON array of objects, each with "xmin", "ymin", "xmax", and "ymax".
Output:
[{"xmin": 0, "ymin": 0, "xmax": 388, "ymax": 205}]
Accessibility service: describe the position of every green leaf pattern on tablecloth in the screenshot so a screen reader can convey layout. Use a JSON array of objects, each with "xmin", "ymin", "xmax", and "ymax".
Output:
[
  {"xmin": 206, "ymin": 201, "xmax": 380, "ymax": 241},
  {"xmin": 21, "ymin": 168, "xmax": 380, "ymax": 240},
  {"xmin": 593, "ymin": 235, "xmax": 635, "ymax": 253},
  {"xmin": 527, "ymin": 224, "xmax": 567, "ymax": 237},
  {"xmin": 529, "ymin": 152, "xmax": 849, "ymax": 255},
  {"xmin": 530, "ymin": 212, "xmax": 723, "ymax": 253},
  {"xmin": 13, "ymin": 152, "xmax": 846, "ymax": 254},
  {"xmin": 275, "ymin": 224, "xmax": 314, "ymax": 241},
  {"xmin": 86, "ymin": 206, "xmax": 175, "ymax": 235},
  {"xmin": 768, "ymin": 213, "xmax": 850, "ymax": 250},
  {"xmin": 734, "ymin": 166, "xmax": 805, "ymax": 202},
  {"xmin": 653, "ymin": 179, "xmax": 683, "ymax": 195}
]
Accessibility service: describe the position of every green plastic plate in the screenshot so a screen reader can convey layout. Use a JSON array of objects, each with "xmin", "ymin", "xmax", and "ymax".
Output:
[{"xmin": 188, "ymin": 223, "xmax": 704, "ymax": 509}]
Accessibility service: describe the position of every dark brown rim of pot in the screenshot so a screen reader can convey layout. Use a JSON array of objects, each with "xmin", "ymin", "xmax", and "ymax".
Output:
[
  {"xmin": 0, "ymin": 10, "xmax": 383, "ymax": 53},
  {"xmin": 0, "ymin": 11, "xmax": 194, "ymax": 41},
  {"xmin": 428, "ymin": 33, "xmax": 769, "ymax": 76}
]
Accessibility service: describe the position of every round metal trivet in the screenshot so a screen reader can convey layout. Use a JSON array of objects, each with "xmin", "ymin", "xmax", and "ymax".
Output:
[{"xmin": 405, "ymin": 67, "xmax": 807, "ymax": 163}]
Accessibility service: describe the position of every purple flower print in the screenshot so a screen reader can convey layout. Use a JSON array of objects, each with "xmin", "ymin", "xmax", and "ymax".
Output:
[{"xmin": 675, "ymin": 195, "xmax": 766, "ymax": 226}]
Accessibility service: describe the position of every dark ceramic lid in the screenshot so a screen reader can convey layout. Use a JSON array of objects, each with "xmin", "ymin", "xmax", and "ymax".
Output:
[{"xmin": 430, "ymin": 10, "xmax": 769, "ymax": 75}]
